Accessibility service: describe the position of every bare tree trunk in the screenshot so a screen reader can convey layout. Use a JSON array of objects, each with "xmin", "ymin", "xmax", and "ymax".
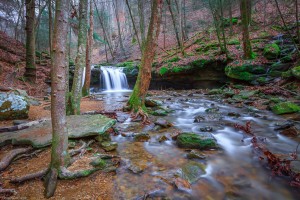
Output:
[
  {"xmin": 240, "ymin": 0, "xmax": 253, "ymax": 59},
  {"xmin": 229, "ymin": 0, "xmax": 233, "ymax": 35},
  {"xmin": 15, "ymin": 0, "xmax": 24, "ymax": 40},
  {"xmin": 125, "ymin": 0, "xmax": 142, "ymax": 53},
  {"xmin": 83, "ymin": 0, "xmax": 94, "ymax": 97},
  {"xmin": 296, "ymin": 0, "xmax": 300, "ymax": 43},
  {"xmin": 219, "ymin": 0, "xmax": 229, "ymax": 59},
  {"xmin": 44, "ymin": 0, "xmax": 70, "ymax": 197},
  {"xmin": 128, "ymin": 0, "xmax": 162, "ymax": 120},
  {"xmin": 113, "ymin": 0, "xmax": 126, "ymax": 56},
  {"xmin": 49, "ymin": 0, "xmax": 53, "ymax": 54},
  {"xmin": 137, "ymin": 0, "xmax": 146, "ymax": 45},
  {"xmin": 183, "ymin": 0, "xmax": 188, "ymax": 40},
  {"xmin": 25, "ymin": 0, "xmax": 36, "ymax": 83},
  {"xmin": 68, "ymin": 0, "xmax": 88, "ymax": 115}
]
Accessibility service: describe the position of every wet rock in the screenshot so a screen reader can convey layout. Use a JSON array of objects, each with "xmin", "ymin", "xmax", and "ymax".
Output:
[
  {"xmin": 0, "ymin": 92, "xmax": 29, "ymax": 120},
  {"xmin": 152, "ymin": 109, "xmax": 168, "ymax": 116},
  {"xmin": 186, "ymin": 150, "xmax": 206, "ymax": 159},
  {"xmin": 153, "ymin": 125, "xmax": 161, "ymax": 131},
  {"xmin": 174, "ymin": 177, "xmax": 191, "ymax": 191},
  {"xmin": 128, "ymin": 163, "xmax": 146, "ymax": 174},
  {"xmin": 272, "ymin": 102, "xmax": 300, "ymax": 115},
  {"xmin": 134, "ymin": 132, "xmax": 151, "ymax": 142},
  {"xmin": 145, "ymin": 98, "xmax": 163, "ymax": 107},
  {"xmin": 274, "ymin": 121, "xmax": 294, "ymax": 131},
  {"xmin": 194, "ymin": 115, "xmax": 205, "ymax": 123},
  {"xmin": 101, "ymin": 141, "xmax": 118, "ymax": 151},
  {"xmin": 177, "ymin": 133, "xmax": 217, "ymax": 149},
  {"xmin": 279, "ymin": 126, "xmax": 299, "ymax": 137},
  {"xmin": 224, "ymin": 90, "xmax": 235, "ymax": 98},
  {"xmin": 205, "ymin": 107, "xmax": 219, "ymax": 113},
  {"xmin": 207, "ymin": 89, "xmax": 223, "ymax": 95},
  {"xmin": 13, "ymin": 120, "xmax": 29, "ymax": 125},
  {"xmin": 177, "ymin": 161, "xmax": 206, "ymax": 184},
  {"xmin": 200, "ymin": 126, "xmax": 213, "ymax": 132},
  {"xmin": 154, "ymin": 118, "xmax": 172, "ymax": 128},
  {"xmin": 171, "ymin": 132, "xmax": 180, "ymax": 140},
  {"xmin": 95, "ymin": 132, "xmax": 111, "ymax": 142},
  {"xmin": 158, "ymin": 135, "xmax": 169, "ymax": 143},
  {"xmin": 121, "ymin": 132, "xmax": 134, "ymax": 137},
  {"xmin": 227, "ymin": 112, "xmax": 241, "ymax": 118}
]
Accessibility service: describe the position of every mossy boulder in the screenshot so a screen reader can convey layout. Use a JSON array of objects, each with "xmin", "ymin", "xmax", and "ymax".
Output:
[
  {"xmin": 291, "ymin": 66, "xmax": 300, "ymax": 79},
  {"xmin": 0, "ymin": 92, "xmax": 29, "ymax": 121},
  {"xmin": 152, "ymin": 109, "xmax": 168, "ymax": 116},
  {"xmin": 225, "ymin": 60, "xmax": 266, "ymax": 81},
  {"xmin": 263, "ymin": 43, "xmax": 280, "ymax": 60},
  {"xmin": 272, "ymin": 102, "xmax": 300, "ymax": 115},
  {"xmin": 101, "ymin": 141, "xmax": 118, "ymax": 151},
  {"xmin": 177, "ymin": 161, "xmax": 206, "ymax": 184},
  {"xmin": 177, "ymin": 133, "xmax": 217, "ymax": 150}
]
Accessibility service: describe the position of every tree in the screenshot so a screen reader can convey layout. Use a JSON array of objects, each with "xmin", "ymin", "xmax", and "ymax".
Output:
[
  {"xmin": 68, "ymin": 0, "xmax": 88, "ymax": 115},
  {"xmin": 44, "ymin": 0, "xmax": 70, "ymax": 197},
  {"xmin": 240, "ymin": 0, "xmax": 253, "ymax": 59},
  {"xmin": 82, "ymin": 0, "xmax": 94, "ymax": 97},
  {"xmin": 113, "ymin": 0, "xmax": 126, "ymax": 56},
  {"xmin": 128, "ymin": 0, "xmax": 162, "ymax": 122},
  {"xmin": 24, "ymin": 0, "xmax": 36, "ymax": 83}
]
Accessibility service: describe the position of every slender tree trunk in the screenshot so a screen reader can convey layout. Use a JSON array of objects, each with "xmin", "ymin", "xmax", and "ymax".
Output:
[
  {"xmin": 128, "ymin": 0, "xmax": 162, "ymax": 114},
  {"xmin": 15, "ymin": 0, "xmax": 23, "ymax": 40},
  {"xmin": 208, "ymin": 0, "xmax": 223, "ymax": 53},
  {"xmin": 229, "ymin": 0, "xmax": 233, "ymax": 35},
  {"xmin": 219, "ymin": 0, "xmax": 229, "ymax": 59},
  {"xmin": 296, "ymin": 0, "xmax": 300, "ymax": 43},
  {"xmin": 125, "ymin": 0, "xmax": 142, "ymax": 53},
  {"xmin": 68, "ymin": 0, "xmax": 88, "ymax": 115},
  {"xmin": 183, "ymin": 0, "xmax": 188, "ymax": 40},
  {"xmin": 44, "ymin": 0, "xmax": 70, "ymax": 197},
  {"xmin": 25, "ymin": 0, "xmax": 36, "ymax": 83},
  {"xmin": 83, "ymin": 0, "xmax": 94, "ymax": 97},
  {"xmin": 113, "ymin": 0, "xmax": 126, "ymax": 56},
  {"xmin": 137, "ymin": 0, "xmax": 146, "ymax": 45},
  {"xmin": 49, "ymin": 0, "xmax": 53, "ymax": 54},
  {"xmin": 240, "ymin": 0, "xmax": 253, "ymax": 59},
  {"xmin": 163, "ymin": 1, "xmax": 166, "ymax": 49}
]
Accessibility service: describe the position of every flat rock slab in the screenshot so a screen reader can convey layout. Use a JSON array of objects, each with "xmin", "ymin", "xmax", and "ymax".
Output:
[{"xmin": 0, "ymin": 115, "xmax": 116, "ymax": 148}]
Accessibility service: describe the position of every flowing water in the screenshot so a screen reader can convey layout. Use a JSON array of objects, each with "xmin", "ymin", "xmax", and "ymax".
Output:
[
  {"xmin": 94, "ymin": 91, "xmax": 300, "ymax": 200},
  {"xmin": 100, "ymin": 66, "xmax": 129, "ymax": 92}
]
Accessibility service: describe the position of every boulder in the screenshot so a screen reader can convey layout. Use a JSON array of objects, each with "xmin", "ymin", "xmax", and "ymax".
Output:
[
  {"xmin": 133, "ymin": 132, "xmax": 151, "ymax": 142},
  {"xmin": 177, "ymin": 133, "xmax": 217, "ymax": 149},
  {"xmin": 272, "ymin": 102, "xmax": 300, "ymax": 115},
  {"xmin": 292, "ymin": 66, "xmax": 300, "ymax": 79},
  {"xmin": 263, "ymin": 43, "xmax": 280, "ymax": 60},
  {"xmin": 0, "ymin": 92, "xmax": 29, "ymax": 120},
  {"xmin": 145, "ymin": 98, "xmax": 162, "ymax": 107},
  {"xmin": 177, "ymin": 161, "xmax": 206, "ymax": 184},
  {"xmin": 101, "ymin": 141, "xmax": 118, "ymax": 151},
  {"xmin": 154, "ymin": 118, "xmax": 172, "ymax": 128},
  {"xmin": 152, "ymin": 109, "xmax": 168, "ymax": 116}
]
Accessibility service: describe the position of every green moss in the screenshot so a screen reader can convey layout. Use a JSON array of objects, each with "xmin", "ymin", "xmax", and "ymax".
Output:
[
  {"xmin": 281, "ymin": 55, "xmax": 293, "ymax": 63},
  {"xmin": 282, "ymin": 70, "xmax": 293, "ymax": 78},
  {"xmin": 263, "ymin": 43, "xmax": 280, "ymax": 60},
  {"xmin": 223, "ymin": 17, "xmax": 238, "ymax": 27},
  {"xmin": 190, "ymin": 59, "xmax": 211, "ymax": 68},
  {"xmin": 159, "ymin": 67, "xmax": 169, "ymax": 75},
  {"xmin": 292, "ymin": 66, "xmax": 300, "ymax": 79},
  {"xmin": 166, "ymin": 56, "xmax": 180, "ymax": 63},
  {"xmin": 90, "ymin": 158, "xmax": 106, "ymax": 168},
  {"xmin": 272, "ymin": 102, "xmax": 300, "ymax": 115},
  {"xmin": 177, "ymin": 133, "xmax": 217, "ymax": 150},
  {"xmin": 228, "ymin": 39, "xmax": 240, "ymax": 45}
]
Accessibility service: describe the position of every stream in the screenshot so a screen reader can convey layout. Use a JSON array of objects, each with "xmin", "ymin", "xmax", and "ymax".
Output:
[{"xmin": 94, "ymin": 90, "xmax": 300, "ymax": 200}]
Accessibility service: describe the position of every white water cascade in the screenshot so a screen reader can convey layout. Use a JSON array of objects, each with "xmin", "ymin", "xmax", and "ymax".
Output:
[{"xmin": 100, "ymin": 66, "xmax": 129, "ymax": 92}]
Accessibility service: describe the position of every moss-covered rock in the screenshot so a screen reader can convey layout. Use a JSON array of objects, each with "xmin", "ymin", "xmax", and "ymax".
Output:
[
  {"xmin": 225, "ymin": 60, "xmax": 266, "ymax": 81},
  {"xmin": 152, "ymin": 109, "xmax": 168, "ymax": 116},
  {"xmin": 101, "ymin": 141, "xmax": 118, "ymax": 151},
  {"xmin": 177, "ymin": 161, "xmax": 206, "ymax": 184},
  {"xmin": 263, "ymin": 43, "xmax": 280, "ymax": 60},
  {"xmin": 134, "ymin": 132, "xmax": 151, "ymax": 142},
  {"xmin": 0, "ymin": 92, "xmax": 29, "ymax": 121},
  {"xmin": 272, "ymin": 102, "xmax": 300, "ymax": 115},
  {"xmin": 177, "ymin": 133, "xmax": 217, "ymax": 149},
  {"xmin": 159, "ymin": 67, "xmax": 169, "ymax": 76},
  {"xmin": 291, "ymin": 66, "xmax": 300, "ymax": 79},
  {"xmin": 145, "ymin": 98, "xmax": 162, "ymax": 107}
]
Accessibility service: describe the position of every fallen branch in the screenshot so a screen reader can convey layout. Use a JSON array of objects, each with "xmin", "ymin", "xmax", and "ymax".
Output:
[
  {"xmin": 0, "ymin": 119, "xmax": 47, "ymax": 133},
  {"xmin": 0, "ymin": 147, "xmax": 33, "ymax": 172},
  {"xmin": 69, "ymin": 140, "xmax": 94, "ymax": 157},
  {"xmin": 10, "ymin": 168, "xmax": 48, "ymax": 184}
]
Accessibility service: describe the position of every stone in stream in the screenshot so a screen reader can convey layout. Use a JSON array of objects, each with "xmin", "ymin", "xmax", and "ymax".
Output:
[
  {"xmin": 101, "ymin": 141, "xmax": 118, "ymax": 151},
  {"xmin": 177, "ymin": 133, "xmax": 217, "ymax": 150},
  {"xmin": 271, "ymin": 102, "xmax": 300, "ymax": 115},
  {"xmin": 0, "ymin": 92, "xmax": 29, "ymax": 120},
  {"xmin": 133, "ymin": 132, "xmax": 151, "ymax": 142},
  {"xmin": 154, "ymin": 118, "xmax": 172, "ymax": 128},
  {"xmin": 145, "ymin": 98, "xmax": 163, "ymax": 107},
  {"xmin": 0, "ymin": 114, "xmax": 116, "ymax": 148},
  {"xmin": 176, "ymin": 161, "xmax": 206, "ymax": 184},
  {"xmin": 200, "ymin": 126, "xmax": 213, "ymax": 132},
  {"xmin": 95, "ymin": 132, "xmax": 111, "ymax": 143},
  {"xmin": 279, "ymin": 126, "xmax": 299, "ymax": 137},
  {"xmin": 152, "ymin": 109, "xmax": 168, "ymax": 116},
  {"xmin": 158, "ymin": 135, "xmax": 169, "ymax": 143},
  {"xmin": 186, "ymin": 150, "xmax": 206, "ymax": 159}
]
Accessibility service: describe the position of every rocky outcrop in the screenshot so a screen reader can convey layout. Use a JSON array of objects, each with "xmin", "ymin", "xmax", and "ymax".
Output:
[{"xmin": 0, "ymin": 91, "xmax": 29, "ymax": 121}]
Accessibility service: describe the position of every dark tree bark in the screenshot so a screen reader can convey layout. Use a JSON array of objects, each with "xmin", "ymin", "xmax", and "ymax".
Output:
[
  {"xmin": 137, "ymin": 0, "xmax": 146, "ymax": 45},
  {"xmin": 296, "ymin": 0, "xmax": 300, "ymax": 43},
  {"xmin": 240, "ymin": 0, "xmax": 253, "ymax": 59},
  {"xmin": 25, "ymin": 0, "xmax": 36, "ymax": 83},
  {"xmin": 44, "ymin": 0, "xmax": 70, "ymax": 197},
  {"xmin": 48, "ymin": 0, "xmax": 53, "ymax": 54},
  {"xmin": 128, "ymin": 0, "xmax": 163, "ymax": 122},
  {"xmin": 82, "ymin": 0, "xmax": 94, "ymax": 97},
  {"xmin": 166, "ymin": 0, "xmax": 182, "ymax": 51},
  {"xmin": 68, "ymin": 0, "xmax": 88, "ymax": 115}
]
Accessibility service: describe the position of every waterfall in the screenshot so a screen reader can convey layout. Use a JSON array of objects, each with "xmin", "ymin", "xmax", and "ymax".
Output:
[{"xmin": 100, "ymin": 66, "xmax": 129, "ymax": 91}]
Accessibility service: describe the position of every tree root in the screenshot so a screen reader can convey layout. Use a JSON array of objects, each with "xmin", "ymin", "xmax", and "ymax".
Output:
[
  {"xmin": 58, "ymin": 166, "xmax": 99, "ymax": 180},
  {"xmin": 69, "ymin": 140, "xmax": 94, "ymax": 157},
  {"xmin": 0, "ymin": 119, "xmax": 47, "ymax": 133},
  {"xmin": 0, "ymin": 187, "xmax": 16, "ymax": 196},
  {"xmin": 131, "ymin": 108, "xmax": 150, "ymax": 124},
  {"xmin": 13, "ymin": 149, "xmax": 46, "ymax": 161},
  {"xmin": 0, "ymin": 147, "xmax": 33, "ymax": 172},
  {"xmin": 9, "ymin": 168, "xmax": 48, "ymax": 184}
]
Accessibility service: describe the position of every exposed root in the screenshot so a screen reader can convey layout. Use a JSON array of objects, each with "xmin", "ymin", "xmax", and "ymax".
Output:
[
  {"xmin": 13, "ymin": 149, "xmax": 46, "ymax": 161},
  {"xmin": 0, "ymin": 187, "xmax": 16, "ymax": 196},
  {"xmin": 0, "ymin": 147, "xmax": 33, "ymax": 172},
  {"xmin": 69, "ymin": 140, "xmax": 94, "ymax": 157},
  {"xmin": 10, "ymin": 168, "xmax": 48, "ymax": 184},
  {"xmin": 44, "ymin": 168, "xmax": 58, "ymax": 198},
  {"xmin": 0, "ymin": 119, "xmax": 47, "ymax": 133},
  {"xmin": 58, "ymin": 166, "xmax": 99, "ymax": 180},
  {"xmin": 131, "ymin": 108, "xmax": 150, "ymax": 124}
]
